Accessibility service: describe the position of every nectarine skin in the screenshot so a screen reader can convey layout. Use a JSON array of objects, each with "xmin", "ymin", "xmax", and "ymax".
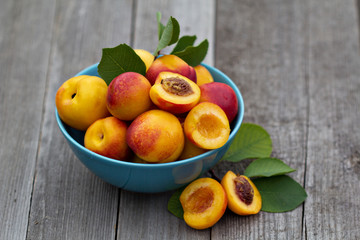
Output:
[
  {"xmin": 199, "ymin": 82, "xmax": 238, "ymax": 123},
  {"xmin": 146, "ymin": 55, "xmax": 197, "ymax": 85},
  {"xmin": 107, "ymin": 72, "xmax": 152, "ymax": 121},
  {"xmin": 84, "ymin": 116, "xmax": 131, "ymax": 160},
  {"xmin": 55, "ymin": 75, "xmax": 110, "ymax": 131},
  {"xmin": 178, "ymin": 136, "xmax": 207, "ymax": 160},
  {"xmin": 134, "ymin": 49, "xmax": 155, "ymax": 72},
  {"xmin": 194, "ymin": 65, "xmax": 214, "ymax": 86},
  {"xmin": 126, "ymin": 110, "xmax": 184, "ymax": 163}
]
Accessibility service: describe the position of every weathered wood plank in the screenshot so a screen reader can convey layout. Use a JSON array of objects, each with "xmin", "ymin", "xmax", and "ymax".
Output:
[
  {"xmin": 117, "ymin": 1, "xmax": 215, "ymax": 239},
  {"xmin": 304, "ymin": 0, "xmax": 360, "ymax": 239},
  {"xmin": 26, "ymin": 0, "xmax": 133, "ymax": 239},
  {"xmin": 0, "ymin": 0, "xmax": 56, "ymax": 239},
  {"xmin": 212, "ymin": 0, "xmax": 307, "ymax": 239}
]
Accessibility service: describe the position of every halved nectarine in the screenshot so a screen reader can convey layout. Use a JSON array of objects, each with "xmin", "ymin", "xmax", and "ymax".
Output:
[
  {"xmin": 180, "ymin": 178, "xmax": 227, "ymax": 229},
  {"xmin": 150, "ymin": 72, "xmax": 201, "ymax": 114},
  {"xmin": 184, "ymin": 102, "xmax": 230, "ymax": 149},
  {"xmin": 221, "ymin": 171, "xmax": 262, "ymax": 215}
]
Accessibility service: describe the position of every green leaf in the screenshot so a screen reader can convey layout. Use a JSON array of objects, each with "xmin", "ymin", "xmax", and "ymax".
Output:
[
  {"xmin": 156, "ymin": 12, "xmax": 165, "ymax": 40},
  {"xmin": 172, "ymin": 39, "xmax": 209, "ymax": 67},
  {"xmin": 222, "ymin": 123, "xmax": 272, "ymax": 162},
  {"xmin": 167, "ymin": 187, "xmax": 185, "ymax": 219},
  {"xmin": 253, "ymin": 175, "xmax": 307, "ymax": 212},
  {"xmin": 171, "ymin": 35, "xmax": 197, "ymax": 54},
  {"xmin": 154, "ymin": 16, "xmax": 180, "ymax": 56},
  {"xmin": 245, "ymin": 158, "xmax": 296, "ymax": 178},
  {"xmin": 98, "ymin": 43, "xmax": 146, "ymax": 85}
]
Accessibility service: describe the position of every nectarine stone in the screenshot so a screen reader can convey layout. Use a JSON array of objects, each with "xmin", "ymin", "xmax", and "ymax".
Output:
[
  {"xmin": 221, "ymin": 171, "xmax": 262, "ymax": 215},
  {"xmin": 126, "ymin": 110, "xmax": 184, "ymax": 163}
]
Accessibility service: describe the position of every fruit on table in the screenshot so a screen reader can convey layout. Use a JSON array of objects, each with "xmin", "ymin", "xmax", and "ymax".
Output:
[
  {"xmin": 126, "ymin": 109, "xmax": 184, "ymax": 163},
  {"xmin": 150, "ymin": 72, "xmax": 201, "ymax": 114},
  {"xmin": 180, "ymin": 177, "xmax": 227, "ymax": 230},
  {"xmin": 221, "ymin": 171, "xmax": 262, "ymax": 215},
  {"xmin": 199, "ymin": 82, "xmax": 238, "ymax": 123},
  {"xmin": 84, "ymin": 116, "xmax": 131, "ymax": 160},
  {"xmin": 55, "ymin": 75, "xmax": 110, "ymax": 131},
  {"xmin": 184, "ymin": 102, "xmax": 230, "ymax": 149},
  {"xmin": 194, "ymin": 65, "xmax": 214, "ymax": 86},
  {"xmin": 146, "ymin": 55, "xmax": 197, "ymax": 85},
  {"xmin": 134, "ymin": 49, "xmax": 155, "ymax": 72},
  {"xmin": 107, "ymin": 72, "xmax": 152, "ymax": 121}
]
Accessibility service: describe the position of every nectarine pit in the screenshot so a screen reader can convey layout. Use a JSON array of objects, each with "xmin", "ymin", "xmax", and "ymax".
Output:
[
  {"xmin": 161, "ymin": 77, "xmax": 193, "ymax": 96},
  {"xmin": 234, "ymin": 176, "xmax": 254, "ymax": 205}
]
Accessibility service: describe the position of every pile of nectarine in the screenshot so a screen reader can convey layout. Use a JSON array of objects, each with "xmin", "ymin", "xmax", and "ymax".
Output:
[{"xmin": 55, "ymin": 50, "xmax": 239, "ymax": 164}]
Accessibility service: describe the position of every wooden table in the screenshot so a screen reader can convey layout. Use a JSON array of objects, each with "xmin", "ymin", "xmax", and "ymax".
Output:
[{"xmin": 1, "ymin": 0, "xmax": 359, "ymax": 239}]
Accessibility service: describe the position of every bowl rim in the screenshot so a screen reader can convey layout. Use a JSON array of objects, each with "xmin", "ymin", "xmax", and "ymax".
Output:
[{"xmin": 55, "ymin": 62, "xmax": 244, "ymax": 169}]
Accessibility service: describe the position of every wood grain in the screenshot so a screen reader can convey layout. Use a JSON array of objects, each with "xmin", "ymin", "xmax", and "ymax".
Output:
[
  {"xmin": 212, "ymin": 0, "xmax": 307, "ymax": 239},
  {"xmin": 304, "ymin": 0, "xmax": 360, "ymax": 239},
  {"xmin": 0, "ymin": 0, "xmax": 359, "ymax": 239},
  {"xmin": 26, "ymin": 0, "xmax": 133, "ymax": 239},
  {"xmin": 116, "ymin": 1, "xmax": 215, "ymax": 239},
  {"xmin": 0, "ymin": 0, "xmax": 55, "ymax": 239}
]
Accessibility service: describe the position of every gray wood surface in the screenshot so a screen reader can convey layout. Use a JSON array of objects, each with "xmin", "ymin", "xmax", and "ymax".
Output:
[
  {"xmin": 305, "ymin": 0, "xmax": 360, "ymax": 239},
  {"xmin": 0, "ymin": 0, "xmax": 55, "ymax": 239},
  {"xmin": 0, "ymin": 0, "xmax": 359, "ymax": 239},
  {"xmin": 212, "ymin": 0, "xmax": 307, "ymax": 239},
  {"xmin": 27, "ymin": 0, "xmax": 133, "ymax": 239}
]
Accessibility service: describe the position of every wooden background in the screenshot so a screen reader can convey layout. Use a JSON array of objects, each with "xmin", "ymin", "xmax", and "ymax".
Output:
[{"xmin": 0, "ymin": 0, "xmax": 359, "ymax": 239}]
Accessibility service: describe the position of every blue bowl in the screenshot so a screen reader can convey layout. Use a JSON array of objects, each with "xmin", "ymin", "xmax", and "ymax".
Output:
[{"xmin": 55, "ymin": 63, "xmax": 244, "ymax": 193}]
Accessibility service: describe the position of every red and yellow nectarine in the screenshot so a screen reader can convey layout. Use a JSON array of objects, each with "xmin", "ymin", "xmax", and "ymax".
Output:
[
  {"xmin": 126, "ymin": 110, "xmax": 184, "ymax": 163},
  {"xmin": 84, "ymin": 116, "xmax": 131, "ymax": 160},
  {"xmin": 107, "ymin": 72, "xmax": 152, "ymax": 121}
]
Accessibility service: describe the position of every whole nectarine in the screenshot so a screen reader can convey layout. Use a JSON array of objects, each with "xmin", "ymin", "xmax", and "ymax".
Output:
[
  {"xmin": 107, "ymin": 72, "xmax": 152, "ymax": 121},
  {"xmin": 84, "ymin": 116, "xmax": 131, "ymax": 160},
  {"xmin": 126, "ymin": 109, "xmax": 184, "ymax": 163},
  {"xmin": 55, "ymin": 75, "xmax": 110, "ymax": 131}
]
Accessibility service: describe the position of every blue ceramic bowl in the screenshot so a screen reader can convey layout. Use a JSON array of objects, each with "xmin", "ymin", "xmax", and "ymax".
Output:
[{"xmin": 55, "ymin": 63, "xmax": 244, "ymax": 193}]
